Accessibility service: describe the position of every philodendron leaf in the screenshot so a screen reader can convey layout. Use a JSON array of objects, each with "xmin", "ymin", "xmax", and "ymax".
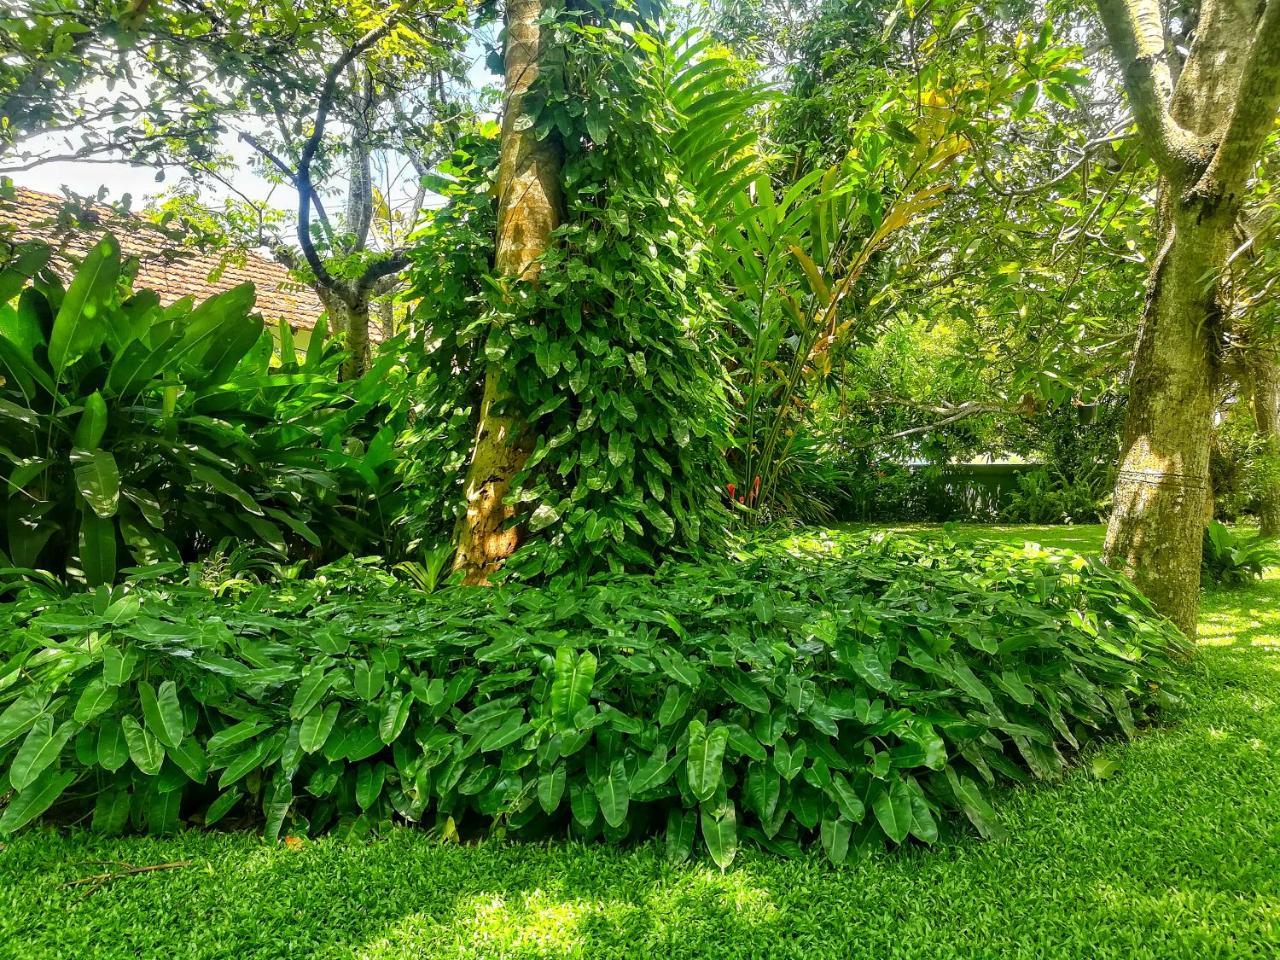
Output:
[
  {"xmin": 73, "ymin": 449, "xmax": 121, "ymax": 519},
  {"xmin": 138, "ymin": 680, "xmax": 184, "ymax": 749},
  {"xmin": 700, "ymin": 800, "xmax": 738, "ymax": 870},
  {"xmin": 11, "ymin": 716, "xmax": 77, "ymax": 792},
  {"xmin": 122, "ymin": 715, "xmax": 164, "ymax": 775},
  {"xmin": 96, "ymin": 720, "xmax": 130, "ymax": 772},
  {"xmin": 73, "ymin": 391, "xmax": 109, "ymax": 449},
  {"xmin": 0, "ymin": 693, "xmax": 48, "ymax": 748},
  {"xmin": 78, "ymin": 510, "xmax": 116, "ymax": 586},
  {"xmin": 0, "ymin": 768, "xmax": 76, "ymax": 835},
  {"xmin": 550, "ymin": 647, "xmax": 596, "ymax": 728},
  {"xmin": 73, "ymin": 677, "xmax": 118, "ymax": 724},
  {"xmin": 821, "ymin": 816, "xmax": 853, "ymax": 865},
  {"xmin": 299, "ymin": 702, "xmax": 340, "ymax": 754},
  {"xmin": 686, "ymin": 720, "xmax": 729, "ymax": 802},
  {"xmin": 596, "ymin": 758, "xmax": 631, "ymax": 828},
  {"xmin": 666, "ymin": 807, "xmax": 696, "ymax": 863},
  {"xmin": 538, "ymin": 765, "xmax": 566, "ymax": 814},
  {"xmin": 872, "ymin": 778, "xmax": 913, "ymax": 844}
]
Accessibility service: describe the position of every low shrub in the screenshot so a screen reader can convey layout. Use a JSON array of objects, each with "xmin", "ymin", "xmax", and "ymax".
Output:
[
  {"xmin": 1201, "ymin": 521, "xmax": 1280, "ymax": 587},
  {"xmin": 0, "ymin": 532, "xmax": 1185, "ymax": 866}
]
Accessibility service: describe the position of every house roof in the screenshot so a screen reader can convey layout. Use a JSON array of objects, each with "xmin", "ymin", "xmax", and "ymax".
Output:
[{"xmin": 2, "ymin": 187, "xmax": 327, "ymax": 332}]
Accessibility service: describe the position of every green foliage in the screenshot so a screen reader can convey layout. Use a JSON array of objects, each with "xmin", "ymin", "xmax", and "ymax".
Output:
[
  {"xmin": 0, "ymin": 236, "xmax": 448, "ymax": 584},
  {"xmin": 450, "ymin": 20, "xmax": 735, "ymax": 578},
  {"xmin": 3, "ymin": 563, "xmax": 1276, "ymax": 960},
  {"xmin": 1002, "ymin": 468, "xmax": 1101, "ymax": 525},
  {"xmin": 1200, "ymin": 521, "xmax": 1280, "ymax": 587},
  {"xmin": 0, "ymin": 532, "xmax": 1183, "ymax": 866}
]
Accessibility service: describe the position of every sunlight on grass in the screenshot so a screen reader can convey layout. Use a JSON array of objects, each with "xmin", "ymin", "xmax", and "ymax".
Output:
[{"xmin": 352, "ymin": 869, "xmax": 778, "ymax": 960}]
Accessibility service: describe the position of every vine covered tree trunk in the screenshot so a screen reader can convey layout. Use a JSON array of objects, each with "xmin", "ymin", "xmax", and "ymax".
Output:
[
  {"xmin": 1247, "ymin": 345, "xmax": 1280, "ymax": 536},
  {"xmin": 453, "ymin": 0, "xmax": 562, "ymax": 583},
  {"xmin": 1095, "ymin": 0, "xmax": 1280, "ymax": 635}
]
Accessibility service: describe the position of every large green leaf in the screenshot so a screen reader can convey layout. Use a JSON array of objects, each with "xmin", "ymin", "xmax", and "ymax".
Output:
[
  {"xmin": 10, "ymin": 716, "xmax": 76, "ymax": 792},
  {"xmin": 72, "ymin": 391, "xmax": 109, "ymax": 449},
  {"xmin": 0, "ymin": 768, "xmax": 76, "ymax": 835},
  {"xmin": 538, "ymin": 764, "xmax": 566, "ymax": 814},
  {"xmin": 686, "ymin": 720, "xmax": 729, "ymax": 802},
  {"xmin": 700, "ymin": 800, "xmax": 738, "ymax": 869},
  {"xmin": 550, "ymin": 647, "xmax": 596, "ymax": 727},
  {"xmin": 73, "ymin": 449, "xmax": 121, "ymax": 518},
  {"xmin": 122, "ymin": 715, "xmax": 164, "ymax": 775},
  {"xmin": 299, "ymin": 702, "xmax": 340, "ymax": 754},
  {"xmin": 96, "ymin": 720, "xmax": 130, "ymax": 772},
  {"xmin": 596, "ymin": 758, "xmax": 631, "ymax": 828},
  {"xmin": 0, "ymin": 693, "xmax": 47, "ymax": 748},
  {"xmin": 871, "ymin": 778, "xmax": 913, "ymax": 844},
  {"xmin": 666, "ymin": 807, "xmax": 697, "ymax": 863},
  {"xmin": 78, "ymin": 510, "xmax": 117, "ymax": 586},
  {"xmin": 72, "ymin": 677, "xmax": 118, "ymax": 724},
  {"xmin": 48, "ymin": 234, "xmax": 120, "ymax": 376},
  {"xmin": 138, "ymin": 680, "xmax": 184, "ymax": 749}
]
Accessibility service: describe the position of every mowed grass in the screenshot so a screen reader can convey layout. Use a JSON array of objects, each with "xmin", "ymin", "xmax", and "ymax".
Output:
[{"xmin": 2, "ymin": 525, "xmax": 1279, "ymax": 960}]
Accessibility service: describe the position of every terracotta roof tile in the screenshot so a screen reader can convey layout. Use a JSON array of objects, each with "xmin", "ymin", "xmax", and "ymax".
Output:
[{"xmin": 2, "ymin": 187, "xmax": 327, "ymax": 332}]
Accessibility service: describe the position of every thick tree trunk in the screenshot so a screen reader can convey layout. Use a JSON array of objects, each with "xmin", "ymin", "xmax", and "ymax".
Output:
[
  {"xmin": 1246, "ymin": 344, "xmax": 1280, "ymax": 536},
  {"xmin": 1103, "ymin": 209, "xmax": 1230, "ymax": 635},
  {"xmin": 452, "ymin": 0, "xmax": 562, "ymax": 583},
  {"xmin": 1095, "ymin": 0, "xmax": 1280, "ymax": 635}
]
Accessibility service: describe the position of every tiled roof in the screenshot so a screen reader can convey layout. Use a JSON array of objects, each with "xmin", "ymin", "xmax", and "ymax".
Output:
[{"xmin": 2, "ymin": 187, "xmax": 326, "ymax": 332}]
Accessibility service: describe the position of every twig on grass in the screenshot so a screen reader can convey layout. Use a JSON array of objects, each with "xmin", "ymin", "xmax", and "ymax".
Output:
[{"xmin": 64, "ymin": 859, "xmax": 194, "ymax": 897}]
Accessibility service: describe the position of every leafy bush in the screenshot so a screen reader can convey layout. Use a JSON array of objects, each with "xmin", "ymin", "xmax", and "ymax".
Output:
[
  {"xmin": 1002, "ymin": 467, "xmax": 1102, "ymax": 524},
  {"xmin": 0, "ymin": 235, "xmax": 451, "ymax": 584},
  {"xmin": 1201, "ymin": 521, "xmax": 1279, "ymax": 587},
  {"xmin": 0, "ymin": 532, "xmax": 1184, "ymax": 865}
]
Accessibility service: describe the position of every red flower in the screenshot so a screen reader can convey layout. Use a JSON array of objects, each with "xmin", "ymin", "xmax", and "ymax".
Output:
[{"xmin": 727, "ymin": 482, "xmax": 736, "ymax": 500}]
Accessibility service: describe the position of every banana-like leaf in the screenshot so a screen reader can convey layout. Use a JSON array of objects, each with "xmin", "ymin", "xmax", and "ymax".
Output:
[{"xmin": 48, "ymin": 234, "xmax": 120, "ymax": 377}]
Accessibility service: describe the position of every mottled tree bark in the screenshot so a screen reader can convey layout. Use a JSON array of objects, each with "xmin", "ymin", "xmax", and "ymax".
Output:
[
  {"xmin": 452, "ymin": 0, "xmax": 563, "ymax": 583},
  {"xmin": 336, "ymin": 298, "xmax": 371, "ymax": 383},
  {"xmin": 1096, "ymin": 0, "xmax": 1280, "ymax": 634}
]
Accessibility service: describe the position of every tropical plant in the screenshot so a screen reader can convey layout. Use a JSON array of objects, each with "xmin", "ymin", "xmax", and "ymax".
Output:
[
  {"xmin": 1200, "ymin": 521, "xmax": 1280, "ymax": 587},
  {"xmin": 0, "ymin": 531, "xmax": 1184, "ymax": 866},
  {"xmin": 0, "ymin": 236, "xmax": 446, "ymax": 585}
]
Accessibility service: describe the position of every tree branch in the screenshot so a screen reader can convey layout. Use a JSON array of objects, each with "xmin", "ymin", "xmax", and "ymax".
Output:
[
  {"xmin": 1093, "ymin": 0, "xmax": 1207, "ymax": 175},
  {"xmin": 1199, "ymin": 0, "xmax": 1280, "ymax": 199},
  {"xmin": 296, "ymin": 22, "xmax": 396, "ymax": 289}
]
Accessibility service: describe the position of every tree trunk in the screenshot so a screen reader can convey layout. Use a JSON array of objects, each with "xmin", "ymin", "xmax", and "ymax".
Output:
[
  {"xmin": 1103, "ymin": 208, "xmax": 1229, "ymax": 635},
  {"xmin": 1095, "ymin": 0, "xmax": 1280, "ymax": 635},
  {"xmin": 335, "ymin": 297, "xmax": 371, "ymax": 382},
  {"xmin": 452, "ymin": 0, "xmax": 562, "ymax": 583},
  {"xmin": 1246, "ymin": 343, "xmax": 1280, "ymax": 536}
]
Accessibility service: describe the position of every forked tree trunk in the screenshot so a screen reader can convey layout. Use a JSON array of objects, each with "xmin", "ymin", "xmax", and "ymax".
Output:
[
  {"xmin": 452, "ymin": 0, "xmax": 563, "ymax": 583},
  {"xmin": 1246, "ymin": 344, "xmax": 1280, "ymax": 536},
  {"xmin": 1096, "ymin": 0, "xmax": 1280, "ymax": 635}
]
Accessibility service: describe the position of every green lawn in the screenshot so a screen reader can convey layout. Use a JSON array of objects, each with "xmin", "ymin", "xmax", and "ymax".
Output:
[{"xmin": 3, "ymin": 525, "xmax": 1279, "ymax": 960}]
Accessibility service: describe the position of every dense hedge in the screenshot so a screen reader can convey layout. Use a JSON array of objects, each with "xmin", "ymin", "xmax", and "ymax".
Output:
[{"xmin": 0, "ymin": 532, "xmax": 1185, "ymax": 865}]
